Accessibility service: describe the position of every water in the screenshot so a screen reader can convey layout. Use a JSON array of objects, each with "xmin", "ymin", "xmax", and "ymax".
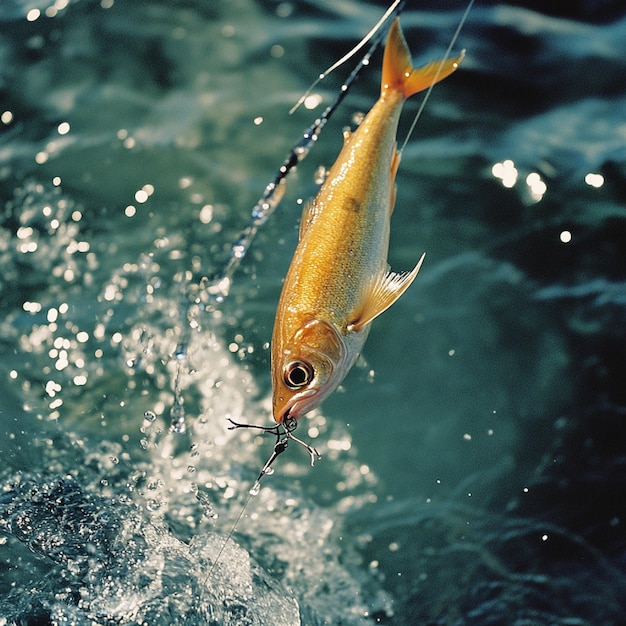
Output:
[{"xmin": 1, "ymin": 0, "xmax": 625, "ymax": 624}]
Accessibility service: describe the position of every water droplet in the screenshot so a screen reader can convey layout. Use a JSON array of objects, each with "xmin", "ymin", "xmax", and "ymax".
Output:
[
  {"xmin": 303, "ymin": 93, "xmax": 322, "ymax": 110},
  {"xmin": 170, "ymin": 401, "xmax": 186, "ymax": 433},
  {"xmin": 314, "ymin": 166, "xmax": 327, "ymax": 185},
  {"xmin": 144, "ymin": 410, "xmax": 157, "ymax": 422},
  {"xmin": 196, "ymin": 490, "xmax": 218, "ymax": 519},
  {"xmin": 352, "ymin": 111, "xmax": 365, "ymax": 126},
  {"xmin": 171, "ymin": 420, "xmax": 186, "ymax": 434},
  {"xmin": 232, "ymin": 242, "xmax": 246, "ymax": 259},
  {"xmin": 585, "ymin": 172, "xmax": 604, "ymax": 188},
  {"xmin": 249, "ymin": 481, "xmax": 261, "ymax": 496}
]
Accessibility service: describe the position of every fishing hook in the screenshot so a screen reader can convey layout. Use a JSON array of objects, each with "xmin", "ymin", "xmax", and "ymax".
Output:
[{"xmin": 227, "ymin": 417, "xmax": 320, "ymax": 469}]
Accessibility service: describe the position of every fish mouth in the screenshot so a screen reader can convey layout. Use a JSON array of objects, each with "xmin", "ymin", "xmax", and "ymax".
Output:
[{"xmin": 275, "ymin": 388, "xmax": 318, "ymax": 423}]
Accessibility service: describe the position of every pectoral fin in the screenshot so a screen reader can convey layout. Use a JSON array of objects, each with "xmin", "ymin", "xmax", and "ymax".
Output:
[{"xmin": 348, "ymin": 253, "xmax": 425, "ymax": 332}]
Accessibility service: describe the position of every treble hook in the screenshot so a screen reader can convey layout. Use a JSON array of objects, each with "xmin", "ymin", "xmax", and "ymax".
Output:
[
  {"xmin": 227, "ymin": 416, "xmax": 321, "ymax": 473},
  {"xmin": 280, "ymin": 417, "xmax": 320, "ymax": 467}
]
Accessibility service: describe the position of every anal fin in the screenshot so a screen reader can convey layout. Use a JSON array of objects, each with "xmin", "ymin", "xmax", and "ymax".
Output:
[{"xmin": 348, "ymin": 252, "xmax": 425, "ymax": 332}]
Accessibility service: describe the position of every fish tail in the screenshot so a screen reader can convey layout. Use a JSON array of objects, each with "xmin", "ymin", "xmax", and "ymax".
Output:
[{"xmin": 382, "ymin": 18, "xmax": 464, "ymax": 100}]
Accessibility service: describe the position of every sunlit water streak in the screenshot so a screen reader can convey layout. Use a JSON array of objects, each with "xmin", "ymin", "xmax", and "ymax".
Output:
[{"xmin": 1, "ymin": 0, "xmax": 626, "ymax": 624}]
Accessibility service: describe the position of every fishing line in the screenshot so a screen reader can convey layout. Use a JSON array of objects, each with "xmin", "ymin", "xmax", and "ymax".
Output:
[
  {"xmin": 399, "ymin": 0, "xmax": 475, "ymax": 156},
  {"xmin": 205, "ymin": 488, "xmax": 255, "ymax": 581},
  {"xmin": 208, "ymin": 1, "xmax": 404, "ymax": 296},
  {"xmin": 290, "ymin": 0, "xmax": 405, "ymax": 115}
]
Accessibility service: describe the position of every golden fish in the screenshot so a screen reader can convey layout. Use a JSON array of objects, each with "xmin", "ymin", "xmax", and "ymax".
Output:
[{"xmin": 271, "ymin": 18, "xmax": 463, "ymax": 424}]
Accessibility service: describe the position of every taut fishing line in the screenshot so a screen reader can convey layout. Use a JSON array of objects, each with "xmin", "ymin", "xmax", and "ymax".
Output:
[{"xmin": 399, "ymin": 0, "xmax": 475, "ymax": 155}]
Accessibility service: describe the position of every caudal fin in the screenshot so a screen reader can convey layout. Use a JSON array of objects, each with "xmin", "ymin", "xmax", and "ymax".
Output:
[{"xmin": 382, "ymin": 18, "xmax": 464, "ymax": 100}]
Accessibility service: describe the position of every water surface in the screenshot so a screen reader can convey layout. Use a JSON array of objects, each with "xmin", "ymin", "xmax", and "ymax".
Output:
[{"xmin": 1, "ymin": 0, "xmax": 625, "ymax": 623}]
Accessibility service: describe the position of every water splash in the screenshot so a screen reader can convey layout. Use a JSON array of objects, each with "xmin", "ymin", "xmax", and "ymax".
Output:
[{"xmin": 0, "ymin": 470, "xmax": 301, "ymax": 625}]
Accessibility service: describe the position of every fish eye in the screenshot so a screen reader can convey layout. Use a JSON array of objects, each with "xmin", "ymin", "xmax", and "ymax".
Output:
[{"xmin": 283, "ymin": 360, "xmax": 314, "ymax": 389}]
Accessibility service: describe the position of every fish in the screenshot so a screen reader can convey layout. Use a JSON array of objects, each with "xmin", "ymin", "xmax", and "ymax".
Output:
[{"xmin": 271, "ymin": 17, "xmax": 463, "ymax": 425}]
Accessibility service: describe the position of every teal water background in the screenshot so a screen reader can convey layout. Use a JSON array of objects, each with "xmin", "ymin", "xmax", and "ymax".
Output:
[{"xmin": 1, "ymin": 0, "xmax": 625, "ymax": 623}]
